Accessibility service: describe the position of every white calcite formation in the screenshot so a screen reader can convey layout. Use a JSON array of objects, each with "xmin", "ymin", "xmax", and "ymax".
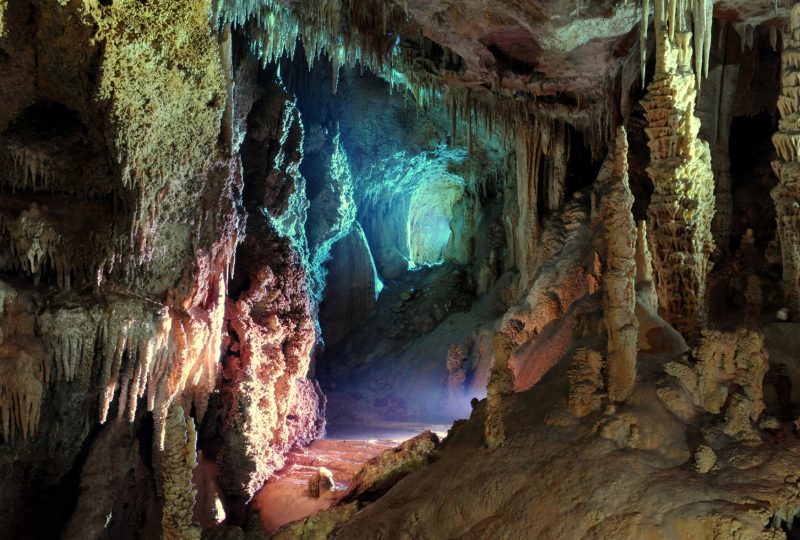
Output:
[
  {"xmin": 641, "ymin": 25, "xmax": 716, "ymax": 343},
  {"xmin": 772, "ymin": 3, "xmax": 800, "ymax": 319},
  {"xmin": 597, "ymin": 126, "xmax": 639, "ymax": 402}
]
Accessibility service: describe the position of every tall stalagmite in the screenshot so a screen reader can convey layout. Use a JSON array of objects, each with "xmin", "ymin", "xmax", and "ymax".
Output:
[
  {"xmin": 772, "ymin": 3, "xmax": 800, "ymax": 318},
  {"xmin": 161, "ymin": 404, "xmax": 201, "ymax": 540},
  {"xmin": 597, "ymin": 126, "xmax": 639, "ymax": 402},
  {"xmin": 642, "ymin": 17, "xmax": 716, "ymax": 342}
]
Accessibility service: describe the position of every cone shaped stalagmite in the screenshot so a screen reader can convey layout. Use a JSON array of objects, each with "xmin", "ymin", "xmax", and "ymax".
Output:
[
  {"xmin": 772, "ymin": 3, "xmax": 800, "ymax": 319},
  {"xmin": 641, "ymin": 8, "xmax": 716, "ymax": 343},
  {"xmin": 597, "ymin": 126, "xmax": 639, "ymax": 402}
]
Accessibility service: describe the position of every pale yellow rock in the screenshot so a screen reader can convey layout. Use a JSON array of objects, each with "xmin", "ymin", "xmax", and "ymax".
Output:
[
  {"xmin": 771, "ymin": 3, "xmax": 800, "ymax": 319},
  {"xmin": 635, "ymin": 220, "xmax": 658, "ymax": 311},
  {"xmin": 693, "ymin": 444, "xmax": 717, "ymax": 474},
  {"xmin": 596, "ymin": 126, "xmax": 639, "ymax": 401},
  {"xmin": 567, "ymin": 348, "xmax": 603, "ymax": 417},
  {"xmin": 641, "ymin": 29, "xmax": 716, "ymax": 343},
  {"xmin": 161, "ymin": 404, "xmax": 201, "ymax": 540},
  {"xmin": 665, "ymin": 328, "xmax": 769, "ymax": 444}
]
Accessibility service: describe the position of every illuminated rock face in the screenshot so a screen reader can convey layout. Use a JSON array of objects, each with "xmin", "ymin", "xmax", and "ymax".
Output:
[
  {"xmin": 772, "ymin": 3, "xmax": 800, "ymax": 318},
  {"xmin": 0, "ymin": 0, "xmax": 322, "ymax": 534},
  {"xmin": 642, "ymin": 30, "xmax": 715, "ymax": 343}
]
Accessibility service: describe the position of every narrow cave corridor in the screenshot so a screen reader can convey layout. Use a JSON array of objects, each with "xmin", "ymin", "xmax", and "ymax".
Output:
[{"xmin": 4, "ymin": 1, "xmax": 800, "ymax": 539}]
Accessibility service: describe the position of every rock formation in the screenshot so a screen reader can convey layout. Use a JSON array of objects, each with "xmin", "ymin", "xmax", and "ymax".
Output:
[
  {"xmin": 663, "ymin": 328, "xmax": 769, "ymax": 443},
  {"xmin": 308, "ymin": 467, "xmax": 336, "ymax": 498},
  {"xmin": 342, "ymin": 431, "xmax": 440, "ymax": 503},
  {"xmin": 642, "ymin": 13, "xmax": 716, "ymax": 342},
  {"xmin": 566, "ymin": 347, "xmax": 603, "ymax": 417},
  {"xmin": 635, "ymin": 220, "xmax": 659, "ymax": 311},
  {"xmin": 446, "ymin": 343, "xmax": 469, "ymax": 416},
  {"xmin": 161, "ymin": 404, "xmax": 201, "ymax": 540},
  {"xmin": 772, "ymin": 2, "xmax": 800, "ymax": 319},
  {"xmin": 597, "ymin": 126, "xmax": 639, "ymax": 402},
  {"xmin": 1, "ymin": 0, "xmax": 798, "ymax": 537},
  {"xmin": 485, "ymin": 331, "xmax": 515, "ymax": 451}
]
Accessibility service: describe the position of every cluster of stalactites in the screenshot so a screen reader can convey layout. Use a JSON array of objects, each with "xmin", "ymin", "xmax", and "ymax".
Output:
[
  {"xmin": 215, "ymin": 0, "xmax": 400, "ymax": 91},
  {"xmin": 640, "ymin": 0, "xmax": 713, "ymax": 89},
  {"xmin": 771, "ymin": 3, "xmax": 800, "ymax": 318},
  {"xmin": 512, "ymin": 120, "xmax": 570, "ymax": 288},
  {"xmin": 0, "ymin": 278, "xmax": 226, "ymax": 448},
  {"xmin": 641, "ymin": 26, "xmax": 715, "ymax": 343}
]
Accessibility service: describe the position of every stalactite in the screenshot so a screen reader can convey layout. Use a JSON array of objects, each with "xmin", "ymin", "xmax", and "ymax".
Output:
[
  {"xmin": 0, "ymin": 277, "xmax": 227, "ymax": 447},
  {"xmin": 160, "ymin": 404, "xmax": 201, "ymax": 540},
  {"xmin": 641, "ymin": 25, "xmax": 716, "ymax": 343},
  {"xmin": 641, "ymin": 0, "xmax": 712, "ymax": 89},
  {"xmin": 8, "ymin": 145, "xmax": 53, "ymax": 192},
  {"xmin": 597, "ymin": 126, "xmax": 639, "ymax": 402},
  {"xmin": 771, "ymin": 2, "xmax": 800, "ymax": 318},
  {"xmin": 514, "ymin": 124, "xmax": 543, "ymax": 288}
]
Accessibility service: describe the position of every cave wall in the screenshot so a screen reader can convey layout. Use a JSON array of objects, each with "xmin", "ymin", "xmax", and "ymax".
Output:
[{"xmin": 0, "ymin": 1, "xmax": 326, "ymax": 535}]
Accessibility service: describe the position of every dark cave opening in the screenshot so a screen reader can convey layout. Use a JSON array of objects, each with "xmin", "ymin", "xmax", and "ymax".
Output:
[{"xmin": 729, "ymin": 111, "xmax": 778, "ymax": 248}]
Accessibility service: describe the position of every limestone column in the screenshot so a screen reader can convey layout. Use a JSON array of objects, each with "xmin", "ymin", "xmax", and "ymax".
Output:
[
  {"xmin": 772, "ymin": 3, "xmax": 800, "ymax": 318},
  {"xmin": 641, "ymin": 28, "xmax": 716, "ymax": 343}
]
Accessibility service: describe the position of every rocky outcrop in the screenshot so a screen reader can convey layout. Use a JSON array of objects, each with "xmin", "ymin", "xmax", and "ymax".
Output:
[
  {"xmin": 308, "ymin": 467, "xmax": 336, "ymax": 498},
  {"xmin": 771, "ymin": 3, "xmax": 800, "ymax": 319},
  {"xmin": 642, "ymin": 28, "xmax": 716, "ymax": 342},
  {"xmin": 342, "ymin": 431, "xmax": 440, "ymax": 502},
  {"xmin": 597, "ymin": 126, "xmax": 639, "ymax": 402},
  {"xmin": 161, "ymin": 404, "xmax": 201, "ymax": 540},
  {"xmin": 663, "ymin": 328, "xmax": 769, "ymax": 443},
  {"xmin": 218, "ymin": 220, "xmax": 318, "ymax": 499}
]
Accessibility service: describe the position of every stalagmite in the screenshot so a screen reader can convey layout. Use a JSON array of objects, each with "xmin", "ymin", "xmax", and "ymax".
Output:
[
  {"xmin": 446, "ymin": 343, "xmax": 468, "ymax": 417},
  {"xmin": 485, "ymin": 332, "xmax": 515, "ymax": 451},
  {"xmin": 567, "ymin": 348, "xmax": 603, "ymax": 417},
  {"xmin": 597, "ymin": 127, "xmax": 639, "ymax": 402},
  {"xmin": 160, "ymin": 404, "xmax": 201, "ymax": 540},
  {"xmin": 635, "ymin": 221, "xmax": 658, "ymax": 310},
  {"xmin": 663, "ymin": 328, "xmax": 768, "ymax": 443},
  {"xmin": 771, "ymin": 2, "xmax": 800, "ymax": 318},
  {"xmin": 641, "ymin": 13, "xmax": 716, "ymax": 342}
]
